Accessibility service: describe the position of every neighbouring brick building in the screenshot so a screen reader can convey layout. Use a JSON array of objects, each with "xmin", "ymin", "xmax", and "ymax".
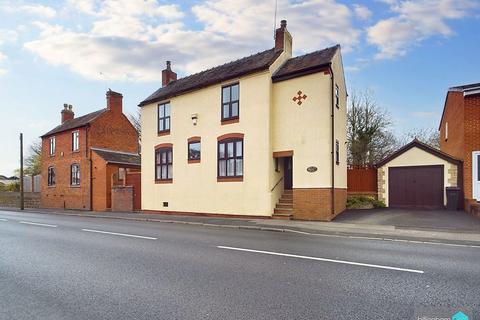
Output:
[
  {"xmin": 40, "ymin": 90, "xmax": 140, "ymax": 211},
  {"xmin": 139, "ymin": 20, "xmax": 347, "ymax": 221},
  {"xmin": 439, "ymin": 82, "xmax": 480, "ymax": 215}
]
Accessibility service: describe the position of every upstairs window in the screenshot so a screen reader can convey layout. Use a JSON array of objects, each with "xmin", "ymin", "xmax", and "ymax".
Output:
[
  {"xmin": 445, "ymin": 122, "xmax": 448, "ymax": 141},
  {"xmin": 188, "ymin": 140, "xmax": 201, "ymax": 162},
  {"xmin": 221, "ymin": 83, "xmax": 239, "ymax": 122},
  {"xmin": 71, "ymin": 164, "xmax": 80, "ymax": 186},
  {"xmin": 155, "ymin": 147, "xmax": 173, "ymax": 181},
  {"xmin": 49, "ymin": 137, "xmax": 55, "ymax": 155},
  {"xmin": 158, "ymin": 102, "xmax": 171, "ymax": 134},
  {"xmin": 218, "ymin": 138, "xmax": 243, "ymax": 178},
  {"xmin": 72, "ymin": 131, "xmax": 80, "ymax": 151},
  {"xmin": 336, "ymin": 140, "xmax": 340, "ymax": 165},
  {"xmin": 47, "ymin": 167, "xmax": 55, "ymax": 186},
  {"xmin": 335, "ymin": 84, "xmax": 340, "ymax": 109}
]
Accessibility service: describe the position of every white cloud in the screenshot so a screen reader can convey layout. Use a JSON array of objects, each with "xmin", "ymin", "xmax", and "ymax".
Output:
[
  {"xmin": 353, "ymin": 4, "xmax": 372, "ymax": 20},
  {"xmin": 0, "ymin": 29, "xmax": 18, "ymax": 45},
  {"xmin": 25, "ymin": 0, "xmax": 360, "ymax": 82},
  {"xmin": 367, "ymin": 0, "xmax": 478, "ymax": 59},
  {"xmin": 0, "ymin": 3, "xmax": 56, "ymax": 18}
]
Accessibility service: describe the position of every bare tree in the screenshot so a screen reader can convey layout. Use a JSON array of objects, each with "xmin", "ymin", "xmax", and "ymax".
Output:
[
  {"xmin": 347, "ymin": 90, "xmax": 397, "ymax": 165},
  {"xmin": 397, "ymin": 127, "xmax": 440, "ymax": 149},
  {"xmin": 25, "ymin": 139, "xmax": 42, "ymax": 176},
  {"xmin": 129, "ymin": 108, "xmax": 141, "ymax": 153}
]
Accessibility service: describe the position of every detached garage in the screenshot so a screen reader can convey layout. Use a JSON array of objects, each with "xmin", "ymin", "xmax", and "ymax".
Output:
[{"xmin": 376, "ymin": 139, "xmax": 462, "ymax": 209}]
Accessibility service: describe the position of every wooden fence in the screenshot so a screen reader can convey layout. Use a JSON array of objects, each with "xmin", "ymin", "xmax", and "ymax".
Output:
[{"xmin": 347, "ymin": 165, "xmax": 378, "ymax": 196}]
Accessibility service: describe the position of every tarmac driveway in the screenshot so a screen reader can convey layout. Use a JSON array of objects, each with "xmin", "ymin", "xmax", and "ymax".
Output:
[{"xmin": 334, "ymin": 208, "xmax": 480, "ymax": 232}]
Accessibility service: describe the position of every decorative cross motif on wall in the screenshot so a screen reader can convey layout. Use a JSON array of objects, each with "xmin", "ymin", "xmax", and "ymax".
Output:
[{"xmin": 293, "ymin": 90, "xmax": 307, "ymax": 105}]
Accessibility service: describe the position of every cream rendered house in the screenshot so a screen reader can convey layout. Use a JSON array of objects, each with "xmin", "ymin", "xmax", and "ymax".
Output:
[{"xmin": 139, "ymin": 20, "xmax": 347, "ymax": 221}]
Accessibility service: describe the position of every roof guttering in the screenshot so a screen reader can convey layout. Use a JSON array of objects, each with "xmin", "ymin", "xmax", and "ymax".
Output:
[{"xmin": 272, "ymin": 62, "xmax": 331, "ymax": 83}]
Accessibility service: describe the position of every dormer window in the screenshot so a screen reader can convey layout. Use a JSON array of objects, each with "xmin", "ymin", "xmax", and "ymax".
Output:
[{"xmin": 221, "ymin": 83, "xmax": 239, "ymax": 123}]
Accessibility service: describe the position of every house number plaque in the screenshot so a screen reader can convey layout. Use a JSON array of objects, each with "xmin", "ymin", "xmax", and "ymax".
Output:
[{"xmin": 307, "ymin": 166, "xmax": 317, "ymax": 173}]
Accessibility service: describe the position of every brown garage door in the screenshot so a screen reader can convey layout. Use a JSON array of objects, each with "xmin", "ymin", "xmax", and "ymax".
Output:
[{"xmin": 389, "ymin": 165, "xmax": 444, "ymax": 209}]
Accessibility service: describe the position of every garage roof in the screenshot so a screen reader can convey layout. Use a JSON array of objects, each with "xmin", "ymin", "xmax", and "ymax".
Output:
[{"xmin": 376, "ymin": 139, "xmax": 462, "ymax": 167}]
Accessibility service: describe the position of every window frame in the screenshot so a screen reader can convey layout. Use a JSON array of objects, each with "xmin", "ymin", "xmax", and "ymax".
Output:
[
  {"xmin": 221, "ymin": 83, "xmax": 240, "ymax": 123},
  {"xmin": 157, "ymin": 102, "xmax": 171, "ymax": 135},
  {"xmin": 49, "ymin": 137, "xmax": 56, "ymax": 155},
  {"xmin": 72, "ymin": 130, "xmax": 80, "ymax": 152},
  {"xmin": 47, "ymin": 166, "xmax": 55, "ymax": 187},
  {"xmin": 335, "ymin": 84, "xmax": 340, "ymax": 109},
  {"xmin": 335, "ymin": 140, "xmax": 340, "ymax": 165},
  {"xmin": 188, "ymin": 140, "xmax": 201, "ymax": 163},
  {"xmin": 155, "ymin": 147, "xmax": 173, "ymax": 183},
  {"xmin": 70, "ymin": 163, "xmax": 80, "ymax": 186},
  {"xmin": 217, "ymin": 138, "xmax": 243, "ymax": 180}
]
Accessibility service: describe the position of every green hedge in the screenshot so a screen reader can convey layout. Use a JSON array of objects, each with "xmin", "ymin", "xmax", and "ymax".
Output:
[{"xmin": 347, "ymin": 196, "xmax": 386, "ymax": 209}]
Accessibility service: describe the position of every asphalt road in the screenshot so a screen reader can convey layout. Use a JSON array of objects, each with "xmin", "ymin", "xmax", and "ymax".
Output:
[{"xmin": 0, "ymin": 210, "xmax": 479, "ymax": 320}]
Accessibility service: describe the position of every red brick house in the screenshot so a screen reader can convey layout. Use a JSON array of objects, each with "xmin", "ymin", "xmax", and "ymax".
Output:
[
  {"xmin": 439, "ymin": 82, "xmax": 480, "ymax": 214},
  {"xmin": 40, "ymin": 90, "xmax": 140, "ymax": 211}
]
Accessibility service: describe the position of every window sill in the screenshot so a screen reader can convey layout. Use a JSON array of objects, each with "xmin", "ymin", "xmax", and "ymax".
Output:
[
  {"xmin": 158, "ymin": 130, "xmax": 171, "ymax": 137},
  {"xmin": 217, "ymin": 176, "xmax": 243, "ymax": 182},
  {"xmin": 188, "ymin": 159, "xmax": 200, "ymax": 164},
  {"xmin": 72, "ymin": 150, "xmax": 80, "ymax": 153},
  {"xmin": 221, "ymin": 117, "xmax": 239, "ymax": 125},
  {"xmin": 70, "ymin": 185, "xmax": 81, "ymax": 188},
  {"xmin": 156, "ymin": 179, "xmax": 173, "ymax": 184},
  {"xmin": 49, "ymin": 154, "xmax": 55, "ymax": 157},
  {"xmin": 48, "ymin": 185, "xmax": 56, "ymax": 188}
]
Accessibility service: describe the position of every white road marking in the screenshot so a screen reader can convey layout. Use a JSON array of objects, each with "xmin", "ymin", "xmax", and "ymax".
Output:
[
  {"xmin": 81, "ymin": 229, "xmax": 157, "ymax": 240},
  {"xmin": 218, "ymin": 246, "xmax": 425, "ymax": 274},
  {"xmin": 0, "ymin": 218, "xmax": 7, "ymax": 221},
  {"xmin": 19, "ymin": 221, "xmax": 57, "ymax": 228}
]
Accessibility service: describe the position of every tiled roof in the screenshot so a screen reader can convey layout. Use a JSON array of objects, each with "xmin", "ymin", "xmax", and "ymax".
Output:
[
  {"xmin": 41, "ymin": 109, "xmax": 106, "ymax": 138},
  {"xmin": 91, "ymin": 148, "xmax": 141, "ymax": 166},
  {"xmin": 272, "ymin": 45, "xmax": 339, "ymax": 82},
  {"xmin": 139, "ymin": 48, "xmax": 282, "ymax": 106}
]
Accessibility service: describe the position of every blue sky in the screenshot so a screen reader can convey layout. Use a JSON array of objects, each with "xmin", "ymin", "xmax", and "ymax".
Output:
[{"xmin": 0, "ymin": 0, "xmax": 479, "ymax": 175}]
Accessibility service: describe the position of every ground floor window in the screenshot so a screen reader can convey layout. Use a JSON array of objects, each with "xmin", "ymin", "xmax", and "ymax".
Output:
[
  {"xmin": 71, "ymin": 164, "xmax": 80, "ymax": 186},
  {"xmin": 156, "ymin": 147, "xmax": 173, "ymax": 181},
  {"xmin": 218, "ymin": 138, "xmax": 243, "ymax": 178},
  {"xmin": 47, "ymin": 166, "xmax": 55, "ymax": 186}
]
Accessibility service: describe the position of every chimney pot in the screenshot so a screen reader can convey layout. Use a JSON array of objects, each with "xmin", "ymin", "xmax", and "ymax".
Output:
[
  {"xmin": 162, "ymin": 61, "xmax": 177, "ymax": 87},
  {"xmin": 281, "ymin": 20, "xmax": 287, "ymax": 28},
  {"xmin": 275, "ymin": 19, "xmax": 292, "ymax": 54},
  {"xmin": 106, "ymin": 89, "xmax": 123, "ymax": 114},
  {"xmin": 61, "ymin": 103, "xmax": 74, "ymax": 124}
]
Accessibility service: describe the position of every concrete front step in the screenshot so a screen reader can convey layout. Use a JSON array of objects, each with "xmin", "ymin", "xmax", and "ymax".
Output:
[
  {"xmin": 279, "ymin": 195, "xmax": 293, "ymax": 201},
  {"xmin": 274, "ymin": 208, "xmax": 293, "ymax": 214},
  {"xmin": 272, "ymin": 214, "xmax": 293, "ymax": 220},
  {"xmin": 276, "ymin": 203, "xmax": 293, "ymax": 209}
]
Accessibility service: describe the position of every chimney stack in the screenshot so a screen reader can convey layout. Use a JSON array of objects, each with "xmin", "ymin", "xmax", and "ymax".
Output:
[
  {"xmin": 106, "ymin": 89, "xmax": 123, "ymax": 114},
  {"xmin": 162, "ymin": 61, "xmax": 177, "ymax": 87},
  {"xmin": 61, "ymin": 103, "xmax": 74, "ymax": 124},
  {"xmin": 275, "ymin": 19, "xmax": 292, "ymax": 56}
]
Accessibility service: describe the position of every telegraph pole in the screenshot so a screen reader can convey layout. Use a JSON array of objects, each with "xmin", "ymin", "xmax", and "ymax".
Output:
[{"xmin": 20, "ymin": 133, "xmax": 24, "ymax": 210}]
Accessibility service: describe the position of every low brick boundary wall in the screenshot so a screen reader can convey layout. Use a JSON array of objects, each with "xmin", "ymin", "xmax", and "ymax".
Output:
[
  {"xmin": 111, "ymin": 186, "xmax": 133, "ymax": 212},
  {"xmin": 0, "ymin": 192, "xmax": 41, "ymax": 208}
]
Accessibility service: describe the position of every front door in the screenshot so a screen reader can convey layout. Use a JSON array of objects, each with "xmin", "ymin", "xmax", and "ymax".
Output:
[
  {"xmin": 284, "ymin": 157, "xmax": 293, "ymax": 189},
  {"xmin": 473, "ymin": 152, "xmax": 480, "ymax": 200}
]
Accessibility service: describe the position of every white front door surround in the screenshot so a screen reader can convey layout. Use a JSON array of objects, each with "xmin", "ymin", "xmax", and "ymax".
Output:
[{"xmin": 472, "ymin": 151, "xmax": 480, "ymax": 201}]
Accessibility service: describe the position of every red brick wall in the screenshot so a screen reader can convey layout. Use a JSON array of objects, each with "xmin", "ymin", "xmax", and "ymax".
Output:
[
  {"xmin": 463, "ymin": 94, "xmax": 480, "ymax": 199},
  {"xmin": 126, "ymin": 171, "xmax": 141, "ymax": 211},
  {"xmin": 440, "ymin": 91, "xmax": 464, "ymax": 159},
  {"xmin": 41, "ymin": 127, "xmax": 91, "ymax": 210},
  {"xmin": 89, "ymin": 112, "xmax": 138, "ymax": 153},
  {"xmin": 111, "ymin": 186, "xmax": 133, "ymax": 212},
  {"xmin": 293, "ymin": 188, "xmax": 346, "ymax": 221}
]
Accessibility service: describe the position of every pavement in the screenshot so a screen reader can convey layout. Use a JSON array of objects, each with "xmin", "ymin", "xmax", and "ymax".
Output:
[
  {"xmin": 2, "ymin": 206, "xmax": 480, "ymax": 246},
  {"xmin": 0, "ymin": 209, "xmax": 479, "ymax": 320}
]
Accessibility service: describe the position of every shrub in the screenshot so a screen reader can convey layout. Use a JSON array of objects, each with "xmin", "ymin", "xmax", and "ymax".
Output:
[{"xmin": 347, "ymin": 196, "xmax": 385, "ymax": 209}]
